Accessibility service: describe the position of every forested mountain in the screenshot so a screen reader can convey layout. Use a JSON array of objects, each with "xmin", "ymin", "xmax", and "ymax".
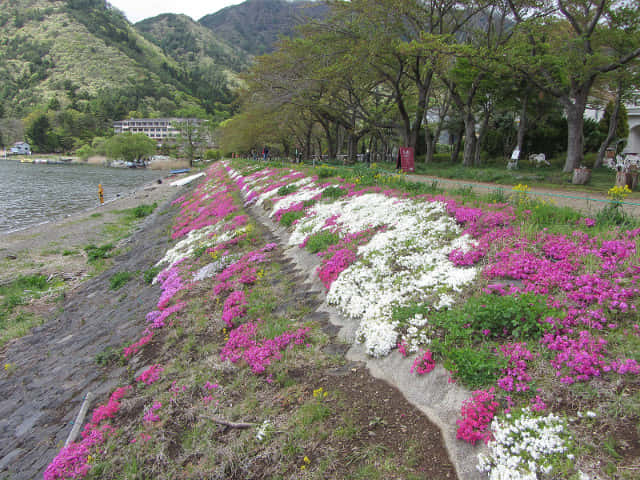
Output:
[
  {"xmin": 136, "ymin": 13, "xmax": 248, "ymax": 77},
  {"xmin": 199, "ymin": 0, "xmax": 329, "ymax": 56},
  {"xmin": 0, "ymin": 0, "xmax": 240, "ymax": 151},
  {"xmin": 0, "ymin": 0, "xmax": 328, "ymax": 151}
]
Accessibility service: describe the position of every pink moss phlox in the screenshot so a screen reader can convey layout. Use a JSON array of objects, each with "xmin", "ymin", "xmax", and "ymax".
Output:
[
  {"xmin": 221, "ymin": 290, "xmax": 248, "ymax": 327},
  {"xmin": 123, "ymin": 332, "xmax": 153, "ymax": 359},
  {"xmin": 223, "ymin": 214, "xmax": 249, "ymax": 232},
  {"xmin": 410, "ymin": 350, "xmax": 436, "ymax": 375},
  {"xmin": 456, "ymin": 388, "xmax": 498, "ymax": 445},
  {"xmin": 530, "ymin": 395, "xmax": 548, "ymax": 412},
  {"xmin": 317, "ymin": 248, "xmax": 356, "ymax": 289},
  {"xmin": 136, "ymin": 364, "xmax": 164, "ymax": 385},
  {"xmin": 496, "ymin": 343, "xmax": 536, "ymax": 392},
  {"xmin": 213, "ymin": 244, "xmax": 277, "ymax": 295},
  {"xmin": 171, "ymin": 167, "xmax": 239, "ymax": 239},
  {"xmin": 220, "ymin": 321, "xmax": 311, "ymax": 374},
  {"xmin": 273, "ymin": 202, "xmax": 305, "ymax": 222},
  {"xmin": 315, "ymin": 228, "xmax": 382, "ymax": 289},
  {"xmin": 146, "ymin": 301, "xmax": 186, "ymax": 329},
  {"xmin": 44, "ymin": 385, "xmax": 130, "ymax": 479},
  {"xmin": 397, "ymin": 341, "xmax": 409, "ymax": 357},
  {"xmin": 156, "ymin": 264, "xmax": 188, "ymax": 310},
  {"xmin": 143, "ymin": 401, "xmax": 162, "ymax": 423}
]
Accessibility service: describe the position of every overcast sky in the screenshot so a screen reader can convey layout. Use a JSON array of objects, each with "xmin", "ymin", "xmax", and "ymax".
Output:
[{"xmin": 108, "ymin": 0, "xmax": 245, "ymax": 23}]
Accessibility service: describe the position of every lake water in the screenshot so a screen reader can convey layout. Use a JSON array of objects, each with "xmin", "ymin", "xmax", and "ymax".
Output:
[{"xmin": 0, "ymin": 160, "xmax": 166, "ymax": 234}]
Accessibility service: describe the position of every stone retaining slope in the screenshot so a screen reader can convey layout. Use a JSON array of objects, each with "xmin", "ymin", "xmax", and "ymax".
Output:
[
  {"xmin": 247, "ymin": 201, "xmax": 486, "ymax": 480},
  {"xmin": 0, "ymin": 195, "xmax": 180, "ymax": 480}
]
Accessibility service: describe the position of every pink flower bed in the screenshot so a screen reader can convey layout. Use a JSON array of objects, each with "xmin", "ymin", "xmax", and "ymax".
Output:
[
  {"xmin": 44, "ymin": 387, "xmax": 132, "ymax": 479},
  {"xmin": 220, "ymin": 321, "xmax": 311, "ymax": 374},
  {"xmin": 221, "ymin": 290, "xmax": 248, "ymax": 327},
  {"xmin": 456, "ymin": 388, "xmax": 499, "ymax": 445}
]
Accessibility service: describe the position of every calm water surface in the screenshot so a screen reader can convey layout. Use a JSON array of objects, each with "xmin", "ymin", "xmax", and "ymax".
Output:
[{"xmin": 0, "ymin": 160, "xmax": 166, "ymax": 234}]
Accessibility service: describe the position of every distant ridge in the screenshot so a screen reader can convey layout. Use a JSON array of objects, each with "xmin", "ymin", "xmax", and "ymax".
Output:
[{"xmin": 199, "ymin": 0, "xmax": 329, "ymax": 56}]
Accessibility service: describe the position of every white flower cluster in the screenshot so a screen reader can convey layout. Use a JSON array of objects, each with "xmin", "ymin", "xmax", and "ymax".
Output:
[
  {"xmin": 255, "ymin": 420, "xmax": 271, "ymax": 442},
  {"xmin": 288, "ymin": 193, "xmax": 406, "ymax": 246},
  {"xmin": 269, "ymin": 183, "xmax": 324, "ymax": 218},
  {"xmin": 478, "ymin": 409, "xmax": 572, "ymax": 480},
  {"xmin": 325, "ymin": 198, "xmax": 477, "ymax": 357},
  {"xmin": 157, "ymin": 224, "xmax": 220, "ymax": 268},
  {"xmin": 256, "ymin": 176, "xmax": 313, "ymax": 208},
  {"xmin": 399, "ymin": 314, "xmax": 430, "ymax": 353},
  {"xmin": 231, "ymin": 165, "xmax": 478, "ymax": 358}
]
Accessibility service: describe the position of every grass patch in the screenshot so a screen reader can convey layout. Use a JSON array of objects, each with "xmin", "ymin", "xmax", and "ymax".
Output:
[
  {"xmin": 279, "ymin": 210, "xmax": 306, "ymax": 227},
  {"xmin": 109, "ymin": 271, "xmax": 134, "ymax": 290},
  {"xmin": 129, "ymin": 203, "xmax": 157, "ymax": 219},
  {"xmin": 322, "ymin": 185, "xmax": 348, "ymax": 199},
  {"xmin": 84, "ymin": 243, "xmax": 114, "ymax": 262},
  {"xmin": 277, "ymin": 184, "xmax": 298, "ymax": 196},
  {"xmin": 143, "ymin": 266, "xmax": 162, "ymax": 284},
  {"xmin": 305, "ymin": 230, "xmax": 340, "ymax": 254}
]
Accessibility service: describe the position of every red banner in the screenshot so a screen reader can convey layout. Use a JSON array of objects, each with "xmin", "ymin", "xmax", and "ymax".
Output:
[{"xmin": 399, "ymin": 147, "xmax": 415, "ymax": 173}]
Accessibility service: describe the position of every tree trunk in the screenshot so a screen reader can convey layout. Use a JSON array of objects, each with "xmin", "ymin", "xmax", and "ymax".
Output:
[
  {"xmin": 563, "ymin": 86, "xmax": 592, "ymax": 173},
  {"xmin": 304, "ymin": 124, "xmax": 312, "ymax": 161},
  {"xmin": 474, "ymin": 109, "xmax": 491, "ymax": 166},
  {"xmin": 564, "ymin": 103, "xmax": 586, "ymax": 173},
  {"xmin": 595, "ymin": 86, "xmax": 622, "ymax": 169},
  {"xmin": 451, "ymin": 126, "xmax": 463, "ymax": 164},
  {"xmin": 425, "ymin": 126, "xmax": 435, "ymax": 163},
  {"xmin": 462, "ymin": 112, "xmax": 476, "ymax": 167},
  {"xmin": 516, "ymin": 95, "xmax": 528, "ymax": 155},
  {"xmin": 347, "ymin": 133, "xmax": 357, "ymax": 163}
]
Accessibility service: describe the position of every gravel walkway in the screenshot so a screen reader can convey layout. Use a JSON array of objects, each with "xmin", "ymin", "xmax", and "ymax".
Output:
[{"xmin": 407, "ymin": 174, "xmax": 640, "ymax": 218}]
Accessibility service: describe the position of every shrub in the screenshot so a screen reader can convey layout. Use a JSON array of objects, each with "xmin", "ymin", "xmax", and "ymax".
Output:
[
  {"xmin": 109, "ymin": 271, "xmax": 133, "ymax": 290},
  {"xmin": 277, "ymin": 184, "xmax": 298, "ymax": 196},
  {"xmin": 279, "ymin": 211, "xmax": 306, "ymax": 227},
  {"xmin": 204, "ymin": 149, "xmax": 221, "ymax": 160},
  {"xmin": 322, "ymin": 186, "xmax": 347, "ymax": 199},
  {"xmin": 131, "ymin": 203, "xmax": 157, "ymax": 218},
  {"xmin": 443, "ymin": 346, "xmax": 506, "ymax": 388},
  {"xmin": 84, "ymin": 243, "xmax": 114, "ymax": 261},
  {"xmin": 440, "ymin": 293, "xmax": 555, "ymax": 341},
  {"xmin": 305, "ymin": 231, "xmax": 340, "ymax": 254},
  {"xmin": 316, "ymin": 167, "xmax": 334, "ymax": 179},
  {"xmin": 143, "ymin": 266, "xmax": 162, "ymax": 284}
]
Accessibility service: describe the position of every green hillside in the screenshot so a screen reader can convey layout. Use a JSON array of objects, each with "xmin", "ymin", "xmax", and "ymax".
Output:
[
  {"xmin": 136, "ymin": 13, "xmax": 248, "ymax": 73},
  {"xmin": 199, "ymin": 0, "xmax": 329, "ymax": 56}
]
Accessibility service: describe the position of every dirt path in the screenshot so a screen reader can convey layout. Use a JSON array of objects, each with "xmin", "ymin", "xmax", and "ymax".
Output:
[
  {"xmin": 407, "ymin": 173, "xmax": 640, "ymax": 217},
  {"xmin": 0, "ymin": 184, "xmax": 183, "ymax": 479}
]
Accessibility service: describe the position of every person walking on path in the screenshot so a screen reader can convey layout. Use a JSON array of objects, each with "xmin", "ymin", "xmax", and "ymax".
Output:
[{"xmin": 262, "ymin": 146, "xmax": 269, "ymax": 161}]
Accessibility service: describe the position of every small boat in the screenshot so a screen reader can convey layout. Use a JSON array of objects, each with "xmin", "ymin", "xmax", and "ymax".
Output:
[{"xmin": 170, "ymin": 168, "xmax": 191, "ymax": 175}]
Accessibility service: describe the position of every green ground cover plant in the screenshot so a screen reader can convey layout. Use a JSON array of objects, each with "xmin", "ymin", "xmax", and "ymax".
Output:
[
  {"xmin": 84, "ymin": 243, "xmax": 114, "ymax": 261},
  {"xmin": 109, "ymin": 271, "xmax": 134, "ymax": 290}
]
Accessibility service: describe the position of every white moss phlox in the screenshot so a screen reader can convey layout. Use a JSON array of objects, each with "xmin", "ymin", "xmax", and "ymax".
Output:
[
  {"xmin": 477, "ymin": 409, "xmax": 572, "ymax": 480},
  {"xmin": 325, "ymin": 197, "xmax": 477, "ymax": 357}
]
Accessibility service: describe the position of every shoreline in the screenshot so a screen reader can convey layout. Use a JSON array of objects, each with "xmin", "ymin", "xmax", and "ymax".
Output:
[{"xmin": 0, "ymin": 176, "xmax": 169, "ymax": 237}]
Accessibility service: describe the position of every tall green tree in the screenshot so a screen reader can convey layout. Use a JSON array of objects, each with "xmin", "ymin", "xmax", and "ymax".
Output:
[
  {"xmin": 104, "ymin": 133, "xmax": 156, "ymax": 162},
  {"xmin": 505, "ymin": 0, "xmax": 640, "ymax": 172}
]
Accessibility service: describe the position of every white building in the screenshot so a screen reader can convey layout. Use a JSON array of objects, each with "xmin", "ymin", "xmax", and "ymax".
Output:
[
  {"xmin": 626, "ymin": 94, "xmax": 640, "ymax": 155},
  {"xmin": 112, "ymin": 118, "xmax": 204, "ymax": 143},
  {"xmin": 9, "ymin": 142, "xmax": 31, "ymax": 155}
]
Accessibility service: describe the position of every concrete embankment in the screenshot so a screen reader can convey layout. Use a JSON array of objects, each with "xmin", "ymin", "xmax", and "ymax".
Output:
[{"xmin": 246, "ymin": 195, "xmax": 485, "ymax": 480}]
